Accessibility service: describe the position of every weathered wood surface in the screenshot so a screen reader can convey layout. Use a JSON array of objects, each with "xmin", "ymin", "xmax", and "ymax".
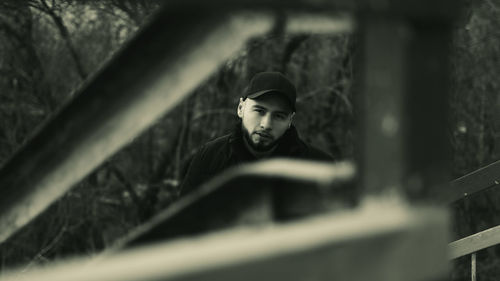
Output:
[
  {"xmin": 449, "ymin": 224, "xmax": 500, "ymax": 259},
  {"xmin": 0, "ymin": 204, "xmax": 449, "ymax": 281}
]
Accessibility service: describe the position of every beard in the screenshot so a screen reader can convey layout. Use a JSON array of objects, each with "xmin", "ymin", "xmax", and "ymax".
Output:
[{"xmin": 242, "ymin": 128, "xmax": 279, "ymax": 152}]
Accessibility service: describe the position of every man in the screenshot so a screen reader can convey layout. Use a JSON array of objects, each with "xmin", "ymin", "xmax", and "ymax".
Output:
[{"xmin": 179, "ymin": 72, "xmax": 332, "ymax": 195}]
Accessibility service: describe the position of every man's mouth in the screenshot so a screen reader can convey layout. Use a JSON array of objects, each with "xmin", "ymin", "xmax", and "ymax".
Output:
[{"xmin": 255, "ymin": 132, "xmax": 272, "ymax": 139}]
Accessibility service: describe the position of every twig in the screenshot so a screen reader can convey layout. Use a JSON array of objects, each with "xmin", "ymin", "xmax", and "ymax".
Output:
[
  {"xmin": 38, "ymin": 0, "xmax": 88, "ymax": 79},
  {"xmin": 22, "ymin": 225, "xmax": 67, "ymax": 272},
  {"xmin": 107, "ymin": 163, "xmax": 142, "ymax": 209}
]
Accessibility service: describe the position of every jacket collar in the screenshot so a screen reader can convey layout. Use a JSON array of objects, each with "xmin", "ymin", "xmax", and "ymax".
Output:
[{"xmin": 229, "ymin": 122, "xmax": 305, "ymax": 160}]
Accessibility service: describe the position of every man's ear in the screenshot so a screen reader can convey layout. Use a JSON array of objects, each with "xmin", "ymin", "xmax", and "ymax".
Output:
[{"xmin": 237, "ymin": 98, "xmax": 245, "ymax": 118}]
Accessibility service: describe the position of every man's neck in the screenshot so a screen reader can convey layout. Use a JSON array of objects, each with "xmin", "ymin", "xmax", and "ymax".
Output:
[{"xmin": 242, "ymin": 134, "xmax": 277, "ymax": 159}]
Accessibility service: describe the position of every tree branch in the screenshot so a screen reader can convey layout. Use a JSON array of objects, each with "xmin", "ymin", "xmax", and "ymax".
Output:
[
  {"xmin": 37, "ymin": 0, "xmax": 87, "ymax": 80},
  {"xmin": 22, "ymin": 224, "xmax": 67, "ymax": 271}
]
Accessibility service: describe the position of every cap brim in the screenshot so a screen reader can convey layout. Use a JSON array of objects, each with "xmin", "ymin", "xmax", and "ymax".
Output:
[
  {"xmin": 246, "ymin": 89, "xmax": 295, "ymax": 112},
  {"xmin": 246, "ymin": 89, "xmax": 282, "ymax": 99}
]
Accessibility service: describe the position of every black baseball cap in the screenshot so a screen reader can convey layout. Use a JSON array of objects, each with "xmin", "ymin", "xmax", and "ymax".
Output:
[{"xmin": 243, "ymin": 72, "xmax": 296, "ymax": 112}]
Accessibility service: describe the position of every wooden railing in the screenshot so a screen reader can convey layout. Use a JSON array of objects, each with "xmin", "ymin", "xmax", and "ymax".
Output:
[
  {"xmin": 445, "ymin": 159, "xmax": 500, "ymax": 281},
  {"xmin": 0, "ymin": 0, "xmax": 460, "ymax": 280},
  {"xmin": 438, "ymin": 160, "xmax": 500, "ymax": 204}
]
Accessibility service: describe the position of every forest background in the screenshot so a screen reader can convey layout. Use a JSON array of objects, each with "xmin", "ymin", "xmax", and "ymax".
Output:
[{"xmin": 0, "ymin": 0, "xmax": 499, "ymax": 280}]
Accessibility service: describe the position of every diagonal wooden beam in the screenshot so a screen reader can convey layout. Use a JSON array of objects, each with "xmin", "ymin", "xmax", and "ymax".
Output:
[
  {"xmin": 449, "ymin": 224, "xmax": 500, "ymax": 259},
  {"xmin": 0, "ymin": 10, "xmax": 274, "ymax": 244},
  {"xmin": 434, "ymin": 160, "xmax": 500, "ymax": 204}
]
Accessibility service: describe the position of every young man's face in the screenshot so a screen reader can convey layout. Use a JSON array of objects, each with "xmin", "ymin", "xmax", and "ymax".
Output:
[{"xmin": 237, "ymin": 93, "xmax": 294, "ymax": 151}]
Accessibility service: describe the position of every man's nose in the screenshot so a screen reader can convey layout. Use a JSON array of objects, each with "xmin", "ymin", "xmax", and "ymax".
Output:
[{"xmin": 260, "ymin": 114, "xmax": 272, "ymax": 129}]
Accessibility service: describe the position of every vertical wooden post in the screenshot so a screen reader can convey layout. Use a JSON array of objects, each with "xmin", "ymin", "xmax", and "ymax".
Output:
[
  {"xmin": 357, "ymin": 17, "xmax": 409, "ymax": 196},
  {"xmin": 404, "ymin": 20, "xmax": 452, "ymax": 199},
  {"xmin": 357, "ymin": 13, "xmax": 453, "ymax": 199},
  {"xmin": 471, "ymin": 252, "xmax": 476, "ymax": 281}
]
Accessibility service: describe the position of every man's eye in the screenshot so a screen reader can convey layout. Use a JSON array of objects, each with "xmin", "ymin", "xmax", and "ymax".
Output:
[{"xmin": 254, "ymin": 109, "xmax": 264, "ymax": 113}]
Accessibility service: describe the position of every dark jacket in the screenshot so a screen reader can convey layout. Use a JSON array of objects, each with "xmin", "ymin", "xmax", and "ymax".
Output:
[{"xmin": 179, "ymin": 124, "xmax": 332, "ymax": 195}]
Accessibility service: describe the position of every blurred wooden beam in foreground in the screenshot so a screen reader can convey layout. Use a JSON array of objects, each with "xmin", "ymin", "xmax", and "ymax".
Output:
[
  {"xmin": 357, "ymin": 2, "xmax": 457, "ymax": 199},
  {"xmin": 0, "ymin": 204, "xmax": 449, "ymax": 281},
  {"xmin": 0, "ymin": 11, "xmax": 274, "ymax": 244},
  {"xmin": 112, "ymin": 160, "xmax": 356, "ymax": 249}
]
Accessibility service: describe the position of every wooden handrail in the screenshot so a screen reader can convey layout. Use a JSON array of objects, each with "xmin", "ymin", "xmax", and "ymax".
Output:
[
  {"xmin": 449, "ymin": 224, "xmax": 500, "ymax": 259},
  {"xmin": 445, "ymin": 160, "xmax": 500, "ymax": 259},
  {"xmin": 437, "ymin": 160, "xmax": 500, "ymax": 204}
]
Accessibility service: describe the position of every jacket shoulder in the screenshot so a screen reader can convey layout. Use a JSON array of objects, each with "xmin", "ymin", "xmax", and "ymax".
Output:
[
  {"xmin": 179, "ymin": 133, "xmax": 232, "ymax": 195},
  {"xmin": 199, "ymin": 133, "xmax": 232, "ymax": 155},
  {"xmin": 190, "ymin": 133, "xmax": 234, "ymax": 171}
]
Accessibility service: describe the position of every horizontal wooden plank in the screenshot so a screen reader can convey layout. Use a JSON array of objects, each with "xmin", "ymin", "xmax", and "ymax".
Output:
[
  {"xmin": 0, "ymin": 11, "xmax": 274, "ymax": 244},
  {"xmin": 0, "ymin": 204, "xmax": 449, "ymax": 281},
  {"xmin": 449, "ymin": 224, "xmax": 500, "ymax": 259}
]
